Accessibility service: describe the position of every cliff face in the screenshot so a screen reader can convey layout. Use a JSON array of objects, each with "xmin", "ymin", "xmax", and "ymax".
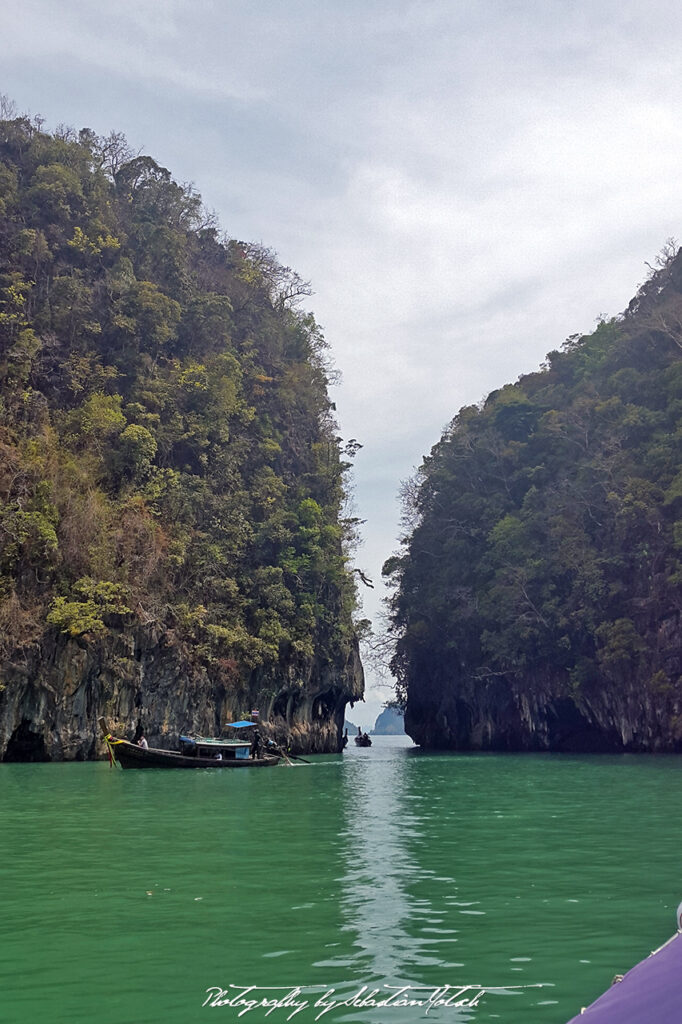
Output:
[
  {"xmin": 0, "ymin": 115, "xmax": 364, "ymax": 757},
  {"xmin": 386, "ymin": 245, "xmax": 682, "ymax": 752},
  {"xmin": 1, "ymin": 626, "xmax": 364, "ymax": 760},
  {"xmin": 405, "ymin": 616, "xmax": 682, "ymax": 752}
]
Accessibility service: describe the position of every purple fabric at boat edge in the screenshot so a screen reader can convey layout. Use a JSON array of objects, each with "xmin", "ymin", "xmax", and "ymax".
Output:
[{"xmin": 564, "ymin": 931, "xmax": 682, "ymax": 1023}]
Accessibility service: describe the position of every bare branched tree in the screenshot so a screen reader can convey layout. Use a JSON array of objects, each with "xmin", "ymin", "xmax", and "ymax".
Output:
[
  {"xmin": 0, "ymin": 94, "xmax": 18, "ymax": 119},
  {"xmin": 242, "ymin": 242, "xmax": 313, "ymax": 309},
  {"xmin": 96, "ymin": 130, "xmax": 136, "ymax": 178}
]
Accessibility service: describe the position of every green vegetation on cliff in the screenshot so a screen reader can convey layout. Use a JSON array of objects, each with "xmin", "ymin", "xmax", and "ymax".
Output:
[
  {"xmin": 0, "ymin": 114, "xmax": 360, "ymax": 696},
  {"xmin": 384, "ymin": 244, "xmax": 682, "ymax": 749}
]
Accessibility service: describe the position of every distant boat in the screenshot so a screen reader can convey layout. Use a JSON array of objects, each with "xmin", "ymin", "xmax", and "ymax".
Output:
[
  {"xmin": 565, "ymin": 904, "xmax": 682, "ymax": 1023},
  {"xmin": 99, "ymin": 718, "xmax": 280, "ymax": 769},
  {"xmin": 354, "ymin": 732, "xmax": 372, "ymax": 747}
]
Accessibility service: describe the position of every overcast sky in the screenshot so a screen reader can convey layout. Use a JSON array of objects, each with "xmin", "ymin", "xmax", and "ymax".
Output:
[{"xmin": 4, "ymin": 0, "xmax": 682, "ymax": 726}]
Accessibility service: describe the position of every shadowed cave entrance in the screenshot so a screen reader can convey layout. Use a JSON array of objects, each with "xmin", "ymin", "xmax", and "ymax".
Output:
[
  {"xmin": 3, "ymin": 719, "xmax": 49, "ymax": 762},
  {"xmin": 546, "ymin": 698, "xmax": 621, "ymax": 752}
]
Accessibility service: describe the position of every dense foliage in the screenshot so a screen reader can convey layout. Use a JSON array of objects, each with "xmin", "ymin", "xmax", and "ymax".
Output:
[
  {"xmin": 0, "ymin": 115, "xmax": 359, "ymax": 685},
  {"xmin": 385, "ymin": 244, "xmax": 682, "ymax": 716}
]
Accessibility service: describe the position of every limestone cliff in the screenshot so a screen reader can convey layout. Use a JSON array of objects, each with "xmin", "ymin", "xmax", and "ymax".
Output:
[
  {"xmin": 0, "ymin": 114, "xmax": 365, "ymax": 757},
  {"xmin": 1, "ymin": 626, "xmax": 364, "ymax": 759},
  {"xmin": 404, "ymin": 617, "xmax": 682, "ymax": 752},
  {"xmin": 386, "ymin": 244, "xmax": 682, "ymax": 752}
]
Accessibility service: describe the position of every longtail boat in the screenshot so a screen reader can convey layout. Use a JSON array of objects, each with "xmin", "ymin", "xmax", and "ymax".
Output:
[{"xmin": 99, "ymin": 718, "xmax": 280, "ymax": 769}]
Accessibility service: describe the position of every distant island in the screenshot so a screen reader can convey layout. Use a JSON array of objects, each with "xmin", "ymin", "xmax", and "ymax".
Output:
[
  {"xmin": 371, "ymin": 707, "xmax": 406, "ymax": 735},
  {"xmin": 344, "ymin": 707, "xmax": 406, "ymax": 736}
]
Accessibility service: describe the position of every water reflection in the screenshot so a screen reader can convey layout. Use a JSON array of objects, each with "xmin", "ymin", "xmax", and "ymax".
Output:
[
  {"xmin": 326, "ymin": 738, "xmax": 477, "ymax": 1023},
  {"xmin": 337, "ymin": 739, "xmax": 414, "ymax": 977}
]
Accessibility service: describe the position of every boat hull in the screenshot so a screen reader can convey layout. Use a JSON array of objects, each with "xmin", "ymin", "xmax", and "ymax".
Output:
[{"xmin": 109, "ymin": 738, "xmax": 280, "ymax": 769}]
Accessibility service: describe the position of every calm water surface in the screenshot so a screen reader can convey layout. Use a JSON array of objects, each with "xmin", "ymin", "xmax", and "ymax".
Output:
[{"xmin": 2, "ymin": 736, "xmax": 682, "ymax": 1024}]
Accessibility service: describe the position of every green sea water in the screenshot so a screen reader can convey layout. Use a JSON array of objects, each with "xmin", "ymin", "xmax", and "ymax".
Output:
[{"xmin": 2, "ymin": 736, "xmax": 682, "ymax": 1024}]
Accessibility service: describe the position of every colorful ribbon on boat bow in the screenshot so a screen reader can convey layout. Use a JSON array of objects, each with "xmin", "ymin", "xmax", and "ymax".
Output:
[{"xmin": 104, "ymin": 733, "xmax": 121, "ymax": 769}]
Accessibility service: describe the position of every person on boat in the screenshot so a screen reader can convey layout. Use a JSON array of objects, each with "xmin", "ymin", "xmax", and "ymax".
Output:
[
  {"xmin": 137, "ymin": 733, "xmax": 148, "ymax": 749},
  {"xmin": 251, "ymin": 730, "xmax": 262, "ymax": 759},
  {"xmin": 266, "ymin": 737, "xmax": 285, "ymax": 758}
]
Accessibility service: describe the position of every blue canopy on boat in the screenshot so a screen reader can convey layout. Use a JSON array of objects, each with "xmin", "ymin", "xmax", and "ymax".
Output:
[
  {"xmin": 565, "ymin": 930, "xmax": 682, "ymax": 1024},
  {"xmin": 225, "ymin": 721, "xmax": 257, "ymax": 728}
]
